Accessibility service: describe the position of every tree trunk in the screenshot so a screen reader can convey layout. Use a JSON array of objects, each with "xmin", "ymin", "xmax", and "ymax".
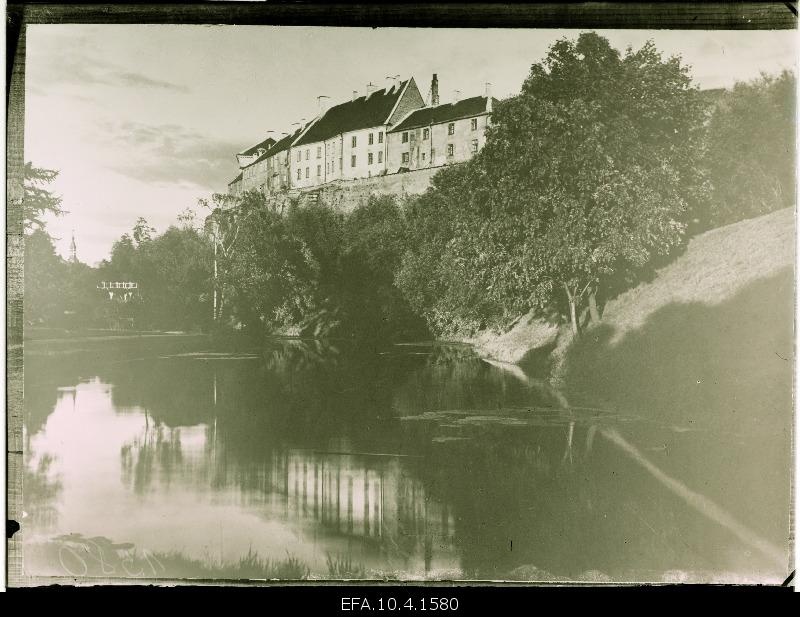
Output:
[
  {"xmin": 588, "ymin": 289, "xmax": 601, "ymax": 325},
  {"xmin": 569, "ymin": 298, "xmax": 579, "ymax": 337},
  {"xmin": 564, "ymin": 283, "xmax": 580, "ymax": 337}
]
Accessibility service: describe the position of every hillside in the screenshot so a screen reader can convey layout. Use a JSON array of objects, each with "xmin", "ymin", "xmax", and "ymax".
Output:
[
  {"xmin": 587, "ymin": 206, "xmax": 794, "ymax": 347},
  {"xmin": 471, "ymin": 208, "xmax": 795, "ymax": 370},
  {"xmin": 557, "ymin": 205, "xmax": 794, "ymax": 423}
]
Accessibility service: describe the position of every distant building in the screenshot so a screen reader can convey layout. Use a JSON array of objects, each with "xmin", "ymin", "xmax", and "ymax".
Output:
[
  {"xmin": 224, "ymin": 74, "xmax": 496, "ymax": 198},
  {"xmin": 387, "ymin": 82, "xmax": 496, "ymax": 173},
  {"xmin": 69, "ymin": 231, "xmax": 77, "ymax": 263},
  {"xmin": 263, "ymin": 126, "xmax": 306, "ymax": 195},
  {"xmin": 237, "ymin": 136, "xmax": 277, "ymax": 193},
  {"xmin": 227, "ymin": 172, "xmax": 243, "ymax": 196},
  {"xmin": 289, "ymin": 77, "xmax": 425, "ymax": 190}
]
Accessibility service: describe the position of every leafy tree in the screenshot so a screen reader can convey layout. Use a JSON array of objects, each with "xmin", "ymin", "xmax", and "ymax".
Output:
[
  {"xmin": 98, "ymin": 220, "xmax": 213, "ymax": 331},
  {"xmin": 399, "ymin": 32, "xmax": 706, "ymax": 337},
  {"xmin": 703, "ymin": 70, "xmax": 795, "ymax": 227},
  {"xmin": 23, "ymin": 229, "xmax": 65, "ymax": 324},
  {"xmin": 132, "ymin": 217, "xmax": 156, "ymax": 246},
  {"xmin": 338, "ymin": 195, "xmax": 428, "ymax": 341},
  {"xmin": 23, "ymin": 162, "xmax": 64, "ymax": 232}
]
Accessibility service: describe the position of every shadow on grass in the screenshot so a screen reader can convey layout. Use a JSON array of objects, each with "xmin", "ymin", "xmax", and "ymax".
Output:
[
  {"xmin": 563, "ymin": 268, "xmax": 793, "ymax": 433},
  {"xmin": 561, "ymin": 267, "xmax": 793, "ymax": 549}
]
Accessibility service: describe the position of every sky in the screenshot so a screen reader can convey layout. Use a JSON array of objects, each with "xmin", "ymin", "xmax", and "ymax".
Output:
[{"xmin": 24, "ymin": 25, "xmax": 798, "ymax": 265}]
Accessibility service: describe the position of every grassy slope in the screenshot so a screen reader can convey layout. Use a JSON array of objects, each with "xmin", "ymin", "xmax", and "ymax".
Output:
[
  {"xmin": 559, "ymin": 207, "xmax": 794, "ymax": 422},
  {"xmin": 592, "ymin": 207, "xmax": 794, "ymax": 347},
  {"xmin": 559, "ymin": 208, "xmax": 794, "ymax": 554}
]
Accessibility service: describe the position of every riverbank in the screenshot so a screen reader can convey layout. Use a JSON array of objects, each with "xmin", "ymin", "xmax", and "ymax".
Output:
[{"xmin": 467, "ymin": 207, "xmax": 794, "ymax": 383}]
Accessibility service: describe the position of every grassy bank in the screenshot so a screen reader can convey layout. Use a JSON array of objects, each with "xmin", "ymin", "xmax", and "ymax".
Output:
[
  {"xmin": 558, "ymin": 207, "xmax": 794, "ymax": 422},
  {"xmin": 471, "ymin": 207, "xmax": 794, "ymax": 394}
]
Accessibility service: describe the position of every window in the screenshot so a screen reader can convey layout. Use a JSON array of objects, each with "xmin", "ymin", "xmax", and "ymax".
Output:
[
  {"xmin": 305, "ymin": 149, "xmax": 309, "ymax": 161},
  {"xmin": 351, "ymin": 155, "xmax": 356, "ymax": 167},
  {"xmin": 378, "ymin": 132, "xmax": 383, "ymax": 144},
  {"xmin": 422, "ymin": 128, "xmax": 429, "ymax": 140},
  {"xmin": 402, "ymin": 152, "xmax": 409, "ymax": 164},
  {"xmin": 317, "ymin": 146, "xmax": 322, "ymax": 159},
  {"xmin": 471, "ymin": 118, "xmax": 478, "ymax": 131},
  {"xmin": 296, "ymin": 168, "xmax": 301, "ymax": 180},
  {"xmin": 402, "ymin": 132, "xmax": 409, "ymax": 144},
  {"xmin": 447, "ymin": 144, "xmax": 454, "ymax": 157},
  {"xmin": 448, "ymin": 123, "xmax": 455, "ymax": 135},
  {"xmin": 377, "ymin": 151, "xmax": 383, "ymax": 164},
  {"xmin": 296, "ymin": 150, "xmax": 301, "ymax": 162},
  {"xmin": 351, "ymin": 136, "xmax": 357, "ymax": 148},
  {"xmin": 471, "ymin": 139, "xmax": 479, "ymax": 153},
  {"xmin": 368, "ymin": 152, "xmax": 373, "ymax": 165},
  {"xmin": 368, "ymin": 133, "xmax": 374, "ymax": 145},
  {"xmin": 421, "ymin": 152, "xmax": 426, "ymax": 161},
  {"xmin": 305, "ymin": 167, "xmax": 309, "ymax": 178},
  {"xmin": 317, "ymin": 165, "xmax": 321, "ymax": 177}
]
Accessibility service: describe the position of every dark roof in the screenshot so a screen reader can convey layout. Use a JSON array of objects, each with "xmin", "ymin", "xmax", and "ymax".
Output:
[
  {"xmin": 389, "ymin": 96, "xmax": 495, "ymax": 133},
  {"xmin": 294, "ymin": 80, "xmax": 411, "ymax": 147},
  {"xmin": 238, "ymin": 136, "xmax": 276, "ymax": 157},
  {"xmin": 252, "ymin": 125, "xmax": 305, "ymax": 164},
  {"xmin": 227, "ymin": 172, "xmax": 242, "ymax": 186}
]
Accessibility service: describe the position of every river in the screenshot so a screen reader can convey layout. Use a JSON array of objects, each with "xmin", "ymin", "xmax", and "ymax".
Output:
[{"xmin": 20, "ymin": 334, "xmax": 790, "ymax": 583}]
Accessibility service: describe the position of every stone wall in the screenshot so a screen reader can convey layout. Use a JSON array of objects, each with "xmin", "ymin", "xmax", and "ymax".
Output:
[{"xmin": 297, "ymin": 164, "xmax": 452, "ymax": 212}]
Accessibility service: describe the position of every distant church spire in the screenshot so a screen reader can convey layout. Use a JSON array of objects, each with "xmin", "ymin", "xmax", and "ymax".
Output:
[{"xmin": 69, "ymin": 230, "xmax": 77, "ymax": 263}]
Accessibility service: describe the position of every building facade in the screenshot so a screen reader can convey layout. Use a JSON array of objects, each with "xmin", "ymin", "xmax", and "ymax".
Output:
[
  {"xmin": 227, "ymin": 172, "xmax": 243, "ymax": 196},
  {"xmin": 263, "ymin": 126, "xmax": 306, "ymax": 195},
  {"xmin": 289, "ymin": 77, "xmax": 425, "ymax": 190},
  {"xmin": 228, "ymin": 136, "xmax": 275, "ymax": 195},
  {"xmin": 386, "ymin": 94, "xmax": 495, "ymax": 173},
  {"xmin": 225, "ymin": 75, "xmax": 494, "ymax": 197}
]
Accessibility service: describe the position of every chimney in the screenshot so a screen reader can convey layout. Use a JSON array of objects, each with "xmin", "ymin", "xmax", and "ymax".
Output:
[
  {"xmin": 352, "ymin": 90, "xmax": 358, "ymax": 102},
  {"xmin": 317, "ymin": 95, "xmax": 330, "ymax": 116},
  {"xmin": 385, "ymin": 74, "xmax": 400, "ymax": 92},
  {"xmin": 366, "ymin": 82, "xmax": 376, "ymax": 97},
  {"xmin": 453, "ymin": 90, "xmax": 461, "ymax": 103},
  {"xmin": 431, "ymin": 73, "xmax": 439, "ymax": 106},
  {"xmin": 485, "ymin": 82, "xmax": 493, "ymax": 112}
]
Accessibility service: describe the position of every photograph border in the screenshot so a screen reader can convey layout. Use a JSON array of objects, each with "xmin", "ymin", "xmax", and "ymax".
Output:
[{"xmin": 5, "ymin": 1, "xmax": 797, "ymax": 590}]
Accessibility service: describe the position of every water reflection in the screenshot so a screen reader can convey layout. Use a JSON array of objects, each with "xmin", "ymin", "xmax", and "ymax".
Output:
[{"xmin": 22, "ymin": 336, "xmax": 789, "ymax": 583}]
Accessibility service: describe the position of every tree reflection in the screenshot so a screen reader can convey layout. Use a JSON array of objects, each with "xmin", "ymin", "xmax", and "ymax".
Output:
[
  {"xmin": 120, "ymin": 421, "xmax": 184, "ymax": 494},
  {"xmin": 23, "ymin": 449, "xmax": 62, "ymax": 533}
]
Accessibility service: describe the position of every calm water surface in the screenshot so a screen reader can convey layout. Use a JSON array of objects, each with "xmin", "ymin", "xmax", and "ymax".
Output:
[{"xmin": 22, "ymin": 335, "xmax": 789, "ymax": 583}]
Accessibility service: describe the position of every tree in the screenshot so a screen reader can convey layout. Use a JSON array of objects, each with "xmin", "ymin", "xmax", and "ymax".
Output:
[
  {"xmin": 703, "ymin": 70, "xmax": 795, "ymax": 227},
  {"xmin": 24, "ymin": 229, "xmax": 65, "ymax": 324},
  {"xmin": 399, "ymin": 32, "xmax": 706, "ymax": 337},
  {"xmin": 132, "ymin": 217, "xmax": 156, "ymax": 246},
  {"xmin": 23, "ymin": 162, "xmax": 64, "ymax": 232},
  {"xmin": 98, "ymin": 221, "xmax": 213, "ymax": 331}
]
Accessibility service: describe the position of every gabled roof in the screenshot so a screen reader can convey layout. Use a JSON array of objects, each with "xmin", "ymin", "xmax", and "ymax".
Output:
[
  {"xmin": 389, "ymin": 96, "xmax": 496, "ymax": 133},
  {"xmin": 228, "ymin": 172, "xmax": 242, "ymax": 186},
  {"xmin": 252, "ymin": 125, "xmax": 306, "ymax": 164},
  {"xmin": 238, "ymin": 136, "xmax": 277, "ymax": 157},
  {"xmin": 294, "ymin": 79, "xmax": 412, "ymax": 147}
]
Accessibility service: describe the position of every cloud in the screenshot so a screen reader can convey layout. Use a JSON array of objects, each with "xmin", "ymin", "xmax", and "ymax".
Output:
[
  {"xmin": 99, "ymin": 120, "xmax": 240, "ymax": 190},
  {"xmin": 30, "ymin": 43, "xmax": 190, "ymax": 93}
]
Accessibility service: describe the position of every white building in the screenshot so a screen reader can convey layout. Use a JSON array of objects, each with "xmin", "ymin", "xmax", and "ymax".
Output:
[{"xmin": 289, "ymin": 78, "xmax": 425, "ymax": 190}]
